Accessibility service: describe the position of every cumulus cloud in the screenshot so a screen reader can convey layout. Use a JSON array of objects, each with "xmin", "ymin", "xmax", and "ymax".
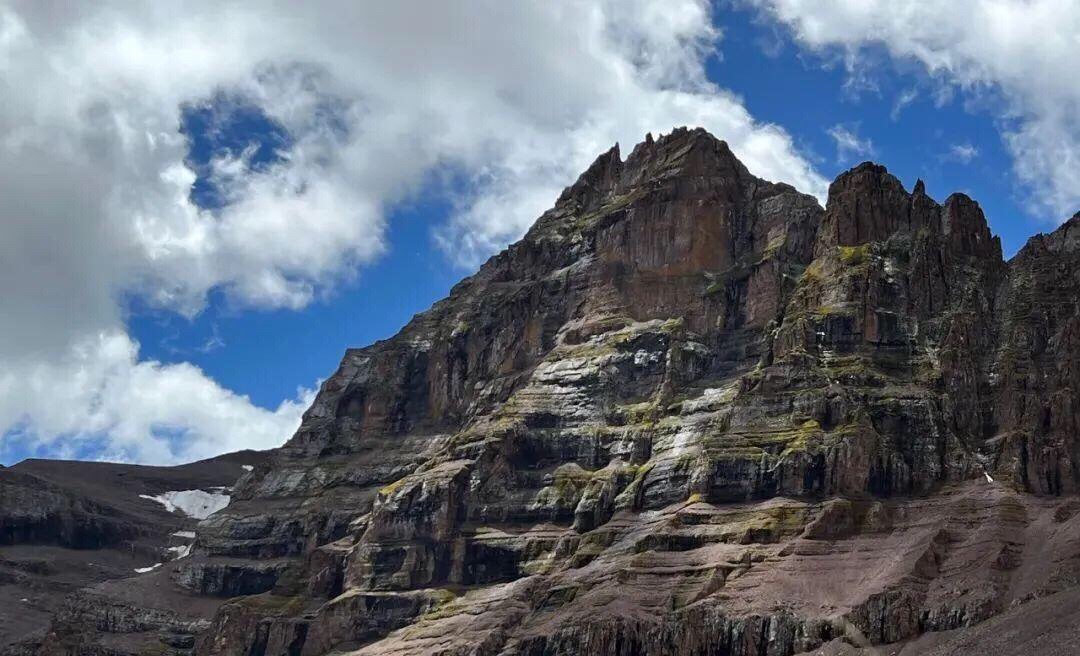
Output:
[
  {"xmin": 827, "ymin": 123, "xmax": 876, "ymax": 162},
  {"xmin": 751, "ymin": 0, "xmax": 1080, "ymax": 220},
  {"xmin": 0, "ymin": 332, "xmax": 314, "ymax": 464},
  {"xmin": 0, "ymin": 1, "xmax": 824, "ymax": 463}
]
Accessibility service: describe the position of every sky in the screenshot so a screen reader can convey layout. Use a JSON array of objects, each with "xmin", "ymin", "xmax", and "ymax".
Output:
[{"xmin": 0, "ymin": 1, "xmax": 1077, "ymax": 465}]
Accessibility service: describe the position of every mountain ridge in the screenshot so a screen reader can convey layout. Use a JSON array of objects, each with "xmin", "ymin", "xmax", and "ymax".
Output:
[{"xmin": 0, "ymin": 450, "xmax": 268, "ymax": 650}]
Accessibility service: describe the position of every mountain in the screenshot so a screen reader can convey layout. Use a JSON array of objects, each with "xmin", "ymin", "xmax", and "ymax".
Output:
[
  {"xmin": 0, "ymin": 451, "xmax": 267, "ymax": 651},
  {"xmin": 8, "ymin": 127, "xmax": 1080, "ymax": 655}
]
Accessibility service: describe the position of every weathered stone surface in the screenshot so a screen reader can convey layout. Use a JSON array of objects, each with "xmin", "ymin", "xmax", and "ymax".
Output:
[{"xmin": 13, "ymin": 128, "xmax": 1080, "ymax": 655}]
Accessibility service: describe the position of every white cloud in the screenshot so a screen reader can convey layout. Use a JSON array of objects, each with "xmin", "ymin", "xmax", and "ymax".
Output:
[
  {"xmin": 751, "ymin": 0, "xmax": 1080, "ymax": 219},
  {"xmin": 946, "ymin": 143, "xmax": 979, "ymax": 164},
  {"xmin": 0, "ymin": 331, "xmax": 314, "ymax": 464},
  {"xmin": 827, "ymin": 123, "xmax": 876, "ymax": 162},
  {"xmin": 0, "ymin": 1, "xmax": 824, "ymax": 464},
  {"xmin": 890, "ymin": 87, "xmax": 918, "ymax": 121}
]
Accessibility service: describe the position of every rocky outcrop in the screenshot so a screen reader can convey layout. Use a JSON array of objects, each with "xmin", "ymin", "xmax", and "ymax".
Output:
[{"xmin": 15, "ymin": 128, "xmax": 1080, "ymax": 655}]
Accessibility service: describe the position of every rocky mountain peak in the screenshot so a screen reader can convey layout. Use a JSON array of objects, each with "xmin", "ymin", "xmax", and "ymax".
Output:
[
  {"xmin": 815, "ymin": 160, "xmax": 999, "ymax": 265},
  {"xmin": 13, "ymin": 128, "xmax": 1080, "ymax": 656},
  {"xmin": 940, "ymin": 192, "xmax": 1002, "ymax": 261},
  {"xmin": 555, "ymin": 127, "xmax": 752, "ymax": 218},
  {"xmin": 620, "ymin": 126, "xmax": 750, "ymax": 186},
  {"xmin": 815, "ymin": 161, "xmax": 918, "ymax": 254}
]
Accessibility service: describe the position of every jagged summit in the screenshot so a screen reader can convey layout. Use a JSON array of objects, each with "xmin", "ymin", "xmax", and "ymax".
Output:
[
  {"xmin": 13, "ymin": 129, "xmax": 1080, "ymax": 656},
  {"xmin": 550, "ymin": 131, "xmax": 1002, "ymax": 273},
  {"xmin": 556, "ymin": 127, "xmax": 756, "ymax": 217},
  {"xmin": 816, "ymin": 159, "xmax": 1001, "ymax": 264}
]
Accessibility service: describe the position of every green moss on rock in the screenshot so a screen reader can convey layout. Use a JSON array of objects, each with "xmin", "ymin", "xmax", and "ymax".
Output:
[{"xmin": 838, "ymin": 244, "xmax": 871, "ymax": 265}]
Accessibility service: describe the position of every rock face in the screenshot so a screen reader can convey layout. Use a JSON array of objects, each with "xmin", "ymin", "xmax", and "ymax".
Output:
[{"xmin": 13, "ymin": 128, "xmax": 1080, "ymax": 655}]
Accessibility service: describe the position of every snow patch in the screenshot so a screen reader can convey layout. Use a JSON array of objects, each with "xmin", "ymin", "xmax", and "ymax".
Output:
[
  {"xmin": 171, "ymin": 530, "xmax": 196, "ymax": 539},
  {"xmin": 167, "ymin": 543, "xmax": 192, "ymax": 559},
  {"xmin": 139, "ymin": 489, "xmax": 230, "ymax": 519},
  {"xmin": 985, "ymin": 472, "xmax": 995, "ymax": 483},
  {"xmin": 241, "ymin": 464, "xmax": 254, "ymax": 471},
  {"xmin": 134, "ymin": 563, "xmax": 162, "ymax": 574}
]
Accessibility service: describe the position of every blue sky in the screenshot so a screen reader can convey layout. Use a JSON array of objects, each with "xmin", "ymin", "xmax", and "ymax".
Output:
[
  {"xmin": 1, "ymin": 1, "xmax": 1076, "ymax": 465},
  {"xmin": 712, "ymin": 7, "xmax": 1025, "ymax": 254}
]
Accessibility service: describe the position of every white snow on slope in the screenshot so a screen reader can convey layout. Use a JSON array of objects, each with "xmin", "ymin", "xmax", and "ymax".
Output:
[
  {"xmin": 241, "ymin": 465, "xmax": 254, "ymax": 472},
  {"xmin": 134, "ymin": 563, "xmax": 162, "ymax": 574},
  {"xmin": 171, "ymin": 530, "xmax": 196, "ymax": 539},
  {"xmin": 139, "ymin": 489, "xmax": 230, "ymax": 519},
  {"xmin": 167, "ymin": 543, "xmax": 192, "ymax": 559}
]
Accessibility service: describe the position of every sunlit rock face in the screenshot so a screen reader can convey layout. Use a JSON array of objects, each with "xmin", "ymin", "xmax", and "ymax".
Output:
[{"xmin": 22, "ymin": 128, "xmax": 1080, "ymax": 656}]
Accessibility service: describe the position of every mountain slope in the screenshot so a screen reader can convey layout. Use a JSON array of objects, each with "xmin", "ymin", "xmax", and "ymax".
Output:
[
  {"xmin": 0, "ymin": 451, "xmax": 265, "ymax": 650},
  {"xmin": 13, "ymin": 128, "xmax": 1080, "ymax": 656}
]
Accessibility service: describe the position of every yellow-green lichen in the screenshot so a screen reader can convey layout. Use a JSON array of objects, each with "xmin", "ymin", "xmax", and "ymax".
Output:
[
  {"xmin": 762, "ymin": 232, "xmax": 787, "ymax": 257},
  {"xmin": 553, "ymin": 462, "xmax": 594, "ymax": 482},
  {"xmin": 838, "ymin": 244, "xmax": 871, "ymax": 266},
  {"xmin": 731, "ymin": 505, "xmax": 811, "ymax": 542},
  {"xmin": 705, "ymin": 279, "xmax": 727, "ymax": 296},
  {"xmin": 815, "ymin": 303, "xmax": 853, "ymax": 317},
  {"xmin": 417, "ymin": 588, "xmax": 463, "ymax": 621},
  {"xmin": 659, "ymin": 317, "xmax": 685, "ymax": 332},
  {"xmin": 378, "ymin": 477, "xmax": 409, "ymax": 497},
  {"xmin": 571, "ymin": 189, "xmax": 647, "ymax": 231},
  {"xmin": 799, "ymin": 258, "xmax": 826, "ymax": 284},
  {"xmin": 822, "ymin": 356, "xmax": 883, "ymax": 384},
  {"xmin": 707, "ymin": 417, "xmax": 827, "ymax": 459},
  {"xmin": 703, "ymin": 261, "xmax": 754, "ymax": 296}
]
